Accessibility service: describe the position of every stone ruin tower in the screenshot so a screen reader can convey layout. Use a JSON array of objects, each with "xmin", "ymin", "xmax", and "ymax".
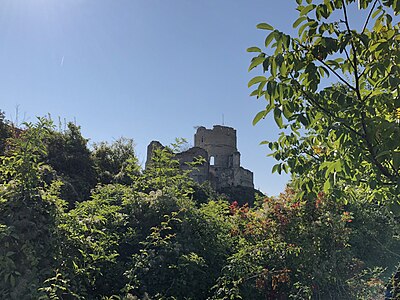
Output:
[
  {"xmin": 146, "ymin": 125, "xmax": 254, "ymax": 191},
  {"xmin": 194, "ymin": 125, "xmax": 253, "ymax": 189}
]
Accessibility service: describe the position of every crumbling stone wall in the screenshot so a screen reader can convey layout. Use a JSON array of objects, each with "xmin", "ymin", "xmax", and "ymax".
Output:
[
  {"xmin": 194, "ymin": 125, "xmax": 253, "ymax": 189},
  {"xmin": 194, "ymin": 126, "xmax": 237, "ymax": 168},
  {"xmin": 146, "ymin": 125, "xmax": 254, "ymax": 191},
  {"xmin": 145, "ymin": 140, "xmax": 163, "ymax": 169},
  {"xmin": 175, "ymin": 147, "xmax": 209, "ymax": 184}
]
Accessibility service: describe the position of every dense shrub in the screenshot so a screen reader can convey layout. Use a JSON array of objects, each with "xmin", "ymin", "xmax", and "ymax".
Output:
[{"xmin": 0, "ymin": 117, "xmax": 398, "ymax": 299}]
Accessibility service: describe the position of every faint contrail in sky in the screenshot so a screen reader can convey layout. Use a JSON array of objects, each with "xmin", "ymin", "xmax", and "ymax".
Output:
[{"xmin": 60, "ymin": 56, "xmax": 64, "ymax": 67}]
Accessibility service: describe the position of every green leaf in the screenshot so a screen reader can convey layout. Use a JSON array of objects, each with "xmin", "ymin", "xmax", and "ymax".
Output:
[
  {"xmin": 250, "ymin": 89, "xmax": 259, "ymax": 97},
  {"xmin": 10, "ymin": 274, "xmax": 15, "ymax": 287},
  {"xmin": 371, "ymin": 7, "xmax": 382, "ymax": 19},
  {"xmin": 265, "ymin": 31, "xmax": 276, "ymax": 47},
  {"xmin": 298, "ymin": 21, "xmax": 312, "ymax": 37},
  {"xmin": 293, "ymin": 16, "xmax": 307, "ymax": 28},
  {"xmin": 271, "ymin": 58, "xmax": 277, "ymax": 77},
  {"xmin": 248, "ymin": 56, "xmax": 265, "ymax": 71},
  {"xmin": 253, "ymin": 110, "xmax": 267, "ymax": 126},
  {"xmin": 280, "ymin": 62, "xmax": 288, "ymax": 76},
  {"xmin": 282, "ymin": 163, "xmax": 289, "ymax": 173},
  {"xmin": 282, "ymin": 104, "xmax": 293, "ymax": 119},
  {"xmin": 73, "ymin": 260, "xmax": 79, "ymax": 270},
  {"xmin": 298, "ymin": 114, "xmax": 309, "ymax": 126},
  {"xmin": 376, "ymin": 150, "xmax": 391, "ymax": 159},
  {"xmin": 393, "ymin": 151, "xmax": 400, "ymax": 170},
  {"xmin": 323, "ymin": 179, "xmax": 331, "ymax": 192},
  {"xmin": 274, "ymin": 107, "xmax": 283, "ymax": 128},
  {"xmin": 395, "ymin": 0, "xmax": 400, "ymax": 14},
  {"xmin": 257, "ymin": 23, "xmax": 274, "ymax": 30},
  {"xmin": 248, "ymin": 76, "xmax": 266, "ymax": 87},
  {"xmin": 300, "ymin": 4, "xmax": 316, "ymax": 16},
  {"xmin": 247, "ymin": 47, "xmax": 262, "ymax": 53},
  {"xmin": 389, "ymin": 201, "xmax": 400, "ymax": 215},
  {"xmin": 254, "ymin": 80, "xmax": 266, "ymax": 98}
]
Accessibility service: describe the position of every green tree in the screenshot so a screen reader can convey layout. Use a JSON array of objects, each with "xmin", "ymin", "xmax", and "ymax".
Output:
[
  {"xmin": 248, "ymin": 0, "xmax": 400, "ymax": 296},
  {"xmin": 0, "ymin": 110, "xmax": 12, "ymax": 156},
  {"xmin": 0, "ymin": 118, "xmax": 63, "ymax": 299},
  {"xmin": 249, "ymin": 0, "xmax": 400, "ymax": 202},
  {"xmin": 92, "ymin": 137, "xmax": 139, "ymax": 185},
  {"xmin": 46, "ymin": 123, "xmax": 96, "ymax": 206}
]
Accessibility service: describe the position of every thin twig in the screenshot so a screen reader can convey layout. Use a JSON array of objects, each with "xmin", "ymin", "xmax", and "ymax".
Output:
[
  {"xmin": 343, "ymin": 2, "xmax": 363, "ymax": 102},
  {"xmin": 289, "ymin": 73, "xmax": 363, "ymax": 138},
  {"xmin": 341, "ymin": 3, "xmax": 393, "ymax": 181},
  {"xmin": 295, "ymin": 40, "xmax": 357, "ymax": 92},
  {"xmin": 359, "ymin": 111, "xmax": 396, "ymax": 182},
  {"xmin": 344, "ymin": 48, "xmax": 356, "ymax": 70},
  {"xmin": 361, "ymin": 72, "xmax": 391, "ymax": 103},
  {"xmin": 362, "ymin": 0, "xmax": 380, "ymax": 34}
]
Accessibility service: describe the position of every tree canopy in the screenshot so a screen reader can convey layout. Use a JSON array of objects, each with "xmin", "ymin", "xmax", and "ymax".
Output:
[
  {"xmin": 249, "ymin": 0, "xmax": 400, "ymax": 208},
  {"xmin": 248, "ymin": 0, "xmax": 400, "ymax": 296}
]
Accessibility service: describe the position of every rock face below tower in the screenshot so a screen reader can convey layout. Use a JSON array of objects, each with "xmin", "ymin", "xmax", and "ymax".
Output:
[{"xmin": 146, "ymin": 125, "xmax": 254, "ymax": 192}]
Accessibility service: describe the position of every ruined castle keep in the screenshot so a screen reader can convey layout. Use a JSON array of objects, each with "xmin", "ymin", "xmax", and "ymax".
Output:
[{"xmin": 146, "ymin": 125, "xmax": 254, "ymax": 190}]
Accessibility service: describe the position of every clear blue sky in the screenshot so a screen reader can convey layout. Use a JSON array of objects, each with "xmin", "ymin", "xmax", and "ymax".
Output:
[{"xmin": 0, "ymin": 1, "xmax": 366, "ymax": 195}]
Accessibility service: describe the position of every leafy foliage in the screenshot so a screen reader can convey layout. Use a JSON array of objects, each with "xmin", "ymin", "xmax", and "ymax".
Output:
[
  {"xmin": 0, "ymin": 119, "xmax": 63, "ymax": 299},
  {"xmin": 0, "ymin": 115, "xmax": 398, "ymax": 299},
  {"xmin": 0, "ymin": 110, "xmax": 12, "ymax": 156},
  {"xmin": 46, "ymin": 123, "xmax": 96, "ymax": 206},
  {"xmin": 212, "ymin": 186, "xmax": 399, "ymax": 299},
  {"xmin": 92, "ymin": 137, "xmax": 139, "ymax": 185},
  {"xmin": 248, "ymin": 0, "xmax": 400, "ymax": 296},
  {"xmin": 49, "ymin": 145, "xmax": 232, "ymax": 299},
  {"xmin": 249, "ymin": 0, "xmax": 400, "ymax": 205}
]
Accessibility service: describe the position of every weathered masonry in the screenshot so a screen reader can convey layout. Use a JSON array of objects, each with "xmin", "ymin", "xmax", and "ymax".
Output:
[{"xmin": 146, "ymin": 125, "xmax": 254, "ymax": 190}]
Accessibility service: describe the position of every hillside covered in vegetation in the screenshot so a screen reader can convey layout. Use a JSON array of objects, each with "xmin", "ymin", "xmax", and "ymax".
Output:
[{"xmin": 0, "ymin": 112, "xmax": 398, "ymax": 299}]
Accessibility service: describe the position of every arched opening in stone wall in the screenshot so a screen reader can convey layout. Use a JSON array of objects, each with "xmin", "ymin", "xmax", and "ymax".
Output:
[{"xmin": 209, "ymin": 156, "xmax": 215, "ymax": 166}]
